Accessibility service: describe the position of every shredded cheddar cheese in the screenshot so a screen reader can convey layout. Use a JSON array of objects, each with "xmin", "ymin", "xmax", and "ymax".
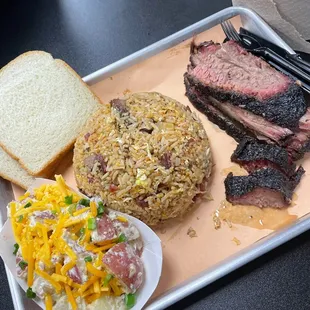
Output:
[
  {"xmin": 8, "ymin": 175, "xmax": 133, "ymax": 309},
  {"xmin": 85, "ymin": 293, "xmax": 102, "ymax": 304},
  {"xmin": 86, "ymin": 263, "xmax": 106, "ymax": 278},
  {"xmin": 65, "ymin": 284, "xmax": 77, "ymax": 310},
  {"xmin": 73, "ymin": 207, "xmax": 89, "ymax": 217},
  {"xmin": 79, "ymin": 275, "xmax": 99, "ymax": 294},
  {"xmin": 116, "ymin": 215, "xmax": 128, "ymax": 223},
  {"xmin": 35, "ymin": 269, "xmax": 62, "ymax": 292},
  {"xmin": 90, "ymin": 201, "xmax": 97, "ymax": 217},
  {"xmin": 61, "ymin": 260, "xmax": 76, "ymax": 276},
  {"xmin": 45, "ymin": 294, "xmax": 53, "ymax": 310},
  {"xmin": 18, "ymin": 192, "xmax": 30, "ymax": 201},
  {"xmin": 93, "ymin": 279, "xmax": 100, "ymax": 294},
  {"xmin": 92, "ymin": 243, "xmax": 115, "ymax": 253}
]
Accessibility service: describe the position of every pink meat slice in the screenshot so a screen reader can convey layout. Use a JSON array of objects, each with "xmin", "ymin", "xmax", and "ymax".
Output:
[
  {"xmin": 103, "ymin": 243, "xmax": 144, "ymax": 293},
  {"xmin": 33, "ymin": 210, "xmax": 56, "ymax": 220},
  {"xmin": 92, "ymin": 215, "xmax": 118, "ymax": 243},
  {"xmin": 67, "ymin": 266, "xmax": 83, "ymax": 284}
]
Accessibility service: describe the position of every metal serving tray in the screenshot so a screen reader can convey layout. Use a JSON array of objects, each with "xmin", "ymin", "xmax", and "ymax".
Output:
[{"xmin": 1, "ymin": 6, "xmax": 307, "ymax": 310}]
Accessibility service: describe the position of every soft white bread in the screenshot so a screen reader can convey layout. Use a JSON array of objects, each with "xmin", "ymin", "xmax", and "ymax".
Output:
[
  {"xmin": 0, "ymin": 146, "xmax": 34, "ymax": 189},
  {"xmin": 0, "ymin": 51, "xmax": 101, "ymax": 176}
]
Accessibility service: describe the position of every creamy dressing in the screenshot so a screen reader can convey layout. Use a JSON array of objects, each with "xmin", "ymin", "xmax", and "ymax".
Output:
[{"xmin": 13, "ymin": 193, "xmax": 143, "ymax": 308}]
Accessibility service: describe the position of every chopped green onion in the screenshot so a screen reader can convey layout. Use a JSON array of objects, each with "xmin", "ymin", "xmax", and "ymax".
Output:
[
  {"xmin": 125, "ymin": 293, "xmax": 136, "ymax": 309},
  {"xmin": 67, "ymin": 203, "xmax": 77, "ymax": 215},
  {"xmin": 13, "ymin": 243, "xmax": 19, "ymax": 255},
  {"xmin": 84, "ymin": 256, "xmax": 92, "ymax": 262},
  {"xmin": 64, "ymin": 195, "xmax": 73, "ymax": 205},
  {"xmin": 117, "ymin": 233, "xmax": 127, "ymax": 243},
  {"xmin": 79, "ymin": 228, "xmax": 85, "ymax": 236},
  {"xmin": 51, "ymin": 210, "xmax": 57, "ymax": 215},
  {"xmin": 78, "ymin": 198, "xmax": 90, "ymax": 207},
  {"xmin": 102, "ymin": 274, "xmax": 113, "ymax": 286},
  {"xmin": 26, "ymin": 287, "xmax": 36, "ymax": 299},
  {"xmin": 17, "ymin": 215, "xmax": 23, "ymax": 222},
  {"xmin": 97, "ymin": 201, "xmax": 105, "ymax": 217},
  {"xmin": 19, "ymin": 261, "xmax": 28, "ymax": 270},
  {"xmin": 88, "ymin": 218, "xmax": 96, "ymax": 230},
  {"xmin": 24, "ymin": 202, "xmax": 31, "ymax": 209}
]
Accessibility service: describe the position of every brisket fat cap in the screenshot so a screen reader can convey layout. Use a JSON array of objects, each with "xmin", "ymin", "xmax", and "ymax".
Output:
[
  {"xmin": 186, "ymin": 40, "xmax": 307, "ymax": 129},
  {"xmin": 231, "ymin": 139, "xmax": 296, "ymax": 177},
  {"xmin": 224, "ymin": 167, "xmax": 305, "ymax": 208},
  {"xmin": 184, "ymin": 77, "xmax": 257, "ymax": 143}
]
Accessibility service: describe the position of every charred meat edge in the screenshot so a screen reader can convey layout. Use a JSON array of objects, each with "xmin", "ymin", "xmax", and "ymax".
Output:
[
  {"xmin": 186, "ymin": 41, "xmax": 307, "ymax": 130},
  {"xmin": 224, "ymin": 167, "xmax": 305, "ymax": 207}
]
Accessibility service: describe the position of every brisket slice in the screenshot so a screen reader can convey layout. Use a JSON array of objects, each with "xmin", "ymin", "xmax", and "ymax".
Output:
[
  {"xmin": 185, "ymin": 75, "xmax": 292, "ymax": 143},
  {"xmin": 185, "ymin": 79, "xmax": 256, "ymax": 142},
  {"xmin": 225, "ymin": 167, "xmax": 305, "ymax": 208},
  {"xmin": 231, "ymin": 139, "xmax": 297, "ymax": 177},
  {"xmin": 186, "ymin": 40, "xmax": 306, "ymax": 129},
  {"xmin": 185, "ymin": 75, "xmax": 310, "ymax": 160}
]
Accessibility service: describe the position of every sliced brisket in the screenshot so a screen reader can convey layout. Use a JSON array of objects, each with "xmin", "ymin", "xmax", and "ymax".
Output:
[
  {"xmin": 225, "ymin": 167, "xmax": 304, "ymax": 208},
  {"xmin": 185, "ymin": 74, "xmax": 310, "ymax": 159},
  {"xmin": 185, "ymin": 79, "xmax": 256, "ymax": 142},
  {"xmin": 186, "ymin": 40, "xmax": 307, "ymax": 129},
  {"xmin": 231, "ymin": 139, "xmax": 297, "ymax": 177},
  {"xmin": 207, "ymin": 96, "xmax": 293, "ymax": 142},
  {"xmin": 185, "ymin": 75, "xmax": 292, "ymax": 143}
]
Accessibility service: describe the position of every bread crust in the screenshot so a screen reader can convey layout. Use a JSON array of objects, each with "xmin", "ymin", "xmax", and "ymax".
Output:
[
  {"xmin": 0, "ymin": 171, "xmax": 32, "ymax": 189},
  {"xmin": 0, "ymin": 51, "xmax": 102, "ymax": 176}
]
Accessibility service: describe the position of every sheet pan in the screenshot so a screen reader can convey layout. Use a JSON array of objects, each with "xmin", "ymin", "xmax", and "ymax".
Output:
[{"xmin": 1, "ymin": 6, "xmax": 308, "ymax": 310}]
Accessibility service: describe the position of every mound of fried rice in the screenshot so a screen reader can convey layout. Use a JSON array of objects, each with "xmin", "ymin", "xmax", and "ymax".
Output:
[{"xmin": 73, "ymin": 92, "xmax": 212, "ymax": 225}]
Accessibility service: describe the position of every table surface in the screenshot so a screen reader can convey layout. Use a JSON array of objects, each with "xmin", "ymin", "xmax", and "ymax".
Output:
[{"xmin": 1, "ymin": 1, "xmax": 310, "ymax": 309}]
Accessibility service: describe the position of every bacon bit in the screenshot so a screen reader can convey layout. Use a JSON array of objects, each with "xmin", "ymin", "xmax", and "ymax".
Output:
[
  {"xmin": 140, "ymin": 128, "xmax": 153, "ymax": 134},
  {"xmin": 88, "ymin": 176, "xmax": 94, "ymax": 184},
  {"xmin": 84, "ymin": 154, "xmax": 107, "ymax": 173},
  {"xmin": 135, "ymin": 197, "xmax": 149, "ymax": 208},
  {"xmin": 84, "ymin": 133, "xmax": 91, "ymax": 141},
  {"xmin": 187, "ymin": 227, "xmax": 197, "ymax": 238},
  {"xmin": 109, "ymin": 184, "xmax": 118, "ymax": 192},
  {"xmin": 159, "ymin": 152, "xmax": 172, "ymax": 169},
  {"xmin": 111, "ymin": 99, "xmax": 128, "ymax": 115}
]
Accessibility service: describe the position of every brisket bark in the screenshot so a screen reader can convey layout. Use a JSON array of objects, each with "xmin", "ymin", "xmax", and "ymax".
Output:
[
  {"xmin": 231, "ymin": 139, "xmax": 297, "ymax": 177},
  {"xmin": 186, "ymin": 40, "xmax": 307, "ymax": 129},
  {"xmin": 185, "ymin": 75, "xmax": 291, "ymax": 143},
  {"xmin": 185, "ymin": 74, "xmax": 310, "ymax": 160},
  {"xmin": 224, "ymin": 167, "xmax": 305, "ymax": 208}
]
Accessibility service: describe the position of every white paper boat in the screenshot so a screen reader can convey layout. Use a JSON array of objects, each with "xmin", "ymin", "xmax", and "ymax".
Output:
[{"xmin": 0, "ymin": 178, "xmax": 163, "ymax": 310}]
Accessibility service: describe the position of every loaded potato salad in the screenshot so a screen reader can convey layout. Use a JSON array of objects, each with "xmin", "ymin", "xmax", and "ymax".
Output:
[{"xmin": 8, "ymin": 175, "xmax": 144, "ymax": 310}]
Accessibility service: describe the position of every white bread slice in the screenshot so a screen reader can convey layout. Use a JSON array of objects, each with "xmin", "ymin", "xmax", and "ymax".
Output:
[
  {"xmin": 0, "ymin": 51, "xmax": 101, "ymax": 176},
  {"xmin": 0, "ymin": 146, "xmax": 34, "ymax": 189}
]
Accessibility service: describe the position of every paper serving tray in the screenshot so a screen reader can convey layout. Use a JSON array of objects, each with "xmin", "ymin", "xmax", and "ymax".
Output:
[{"xmin": 1, "ymin": 6, "xmax": 310, "ymax": 310}]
